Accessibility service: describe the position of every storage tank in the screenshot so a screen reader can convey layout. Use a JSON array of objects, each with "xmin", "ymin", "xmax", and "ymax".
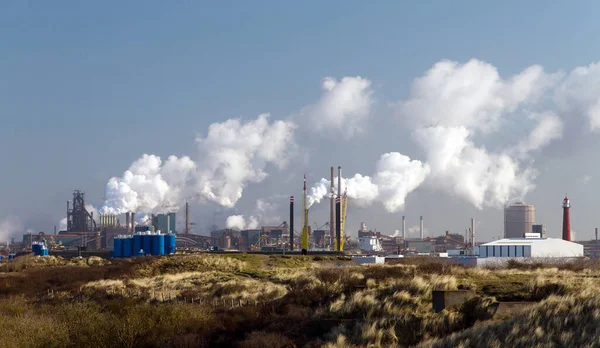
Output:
[
  {"xmin": 152, "ymin": 233, "xmax": 165, "ymax": 256},
  {"xmin": 504, "ymin": 202, "xmax": 536, "ymax": 238},
  {"xmin": 133, "ymin": 233, "xmax": 143, "ymax": 256},
  {"xmin": 143, "ymin": 233, "xmax": 152, "ymax": 256},
  {"xmin": 165, "ymin": 233, "xmax": 176, "ymax": 255},
  {"xmin": 123, "ymin": 236, "xmax": 132, "ymax": 258},
  {"xmin": 113, "ymin": 236, "xmax": 123, "ymax": 258}
]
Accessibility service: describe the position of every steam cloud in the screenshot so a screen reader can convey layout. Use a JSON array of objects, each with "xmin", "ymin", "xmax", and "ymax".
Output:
[
  {"xmin": 307, "ymin": 153, "xmax": 430, "ymax": 212},
  {"xmin": 0, "ymin": 216, "xmax": 22, "ymax": 243},
  {"xmin": 225, "ymin": 196, "xmax": 284, "ymax": 230},
  {"xmin": 100, "ymin": 114, "xmax": 295, "ymax": 215}
]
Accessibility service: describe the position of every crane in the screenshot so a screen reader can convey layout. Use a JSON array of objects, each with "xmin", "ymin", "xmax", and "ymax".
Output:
[{"xmin": 341, "ymin": 188, "xmax": 348, "ymax": 251}]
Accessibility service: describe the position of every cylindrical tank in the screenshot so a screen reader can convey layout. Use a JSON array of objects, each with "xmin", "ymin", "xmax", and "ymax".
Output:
[
  {"xmin": 224, "ymin": 235, "xmax": 231, "ymax": 249},
  {"xmin": 123, "ymin": 237, "xmax": 132, "ymax": 258},
  {"xmin": 165, "ymin": 234, "xmax": 176, "ymax": 254},
  {"xmin": 143, "ymin": 233, "xmax": 152, "ymax": 256},
  {"xmin": 113, "ymin": 236, "xmax": 123, "ymax": 258},
  {"xmin": 133, "ymin": 233, "xmax": 143, "ymax": 256},
  {"xmin": 152, "ymin": 234, "xmax": 165, "ymax": 256},
  {"xmin": 504, "ymin": 202, "xmax": 536, "ymax": 238}
]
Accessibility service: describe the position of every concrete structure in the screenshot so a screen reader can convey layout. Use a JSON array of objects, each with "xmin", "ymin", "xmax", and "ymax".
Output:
[
  {"xmin": 504, "ymin": 202, "xmax": 535, "ymax": 238},
  {"xmin": 407, "ymin": 239, "xmax": 435, "ymax": 253},
  {"xmin": 432, "ymin": 290, "xmax": 475, "ymax": 312},
  {"xmin": 152, "ymin": 213, "xmax": 176, "ymax": 233},
  {"xmin": 358, "ymin": 236, "xmax": 383, "ymax": 253},
  {"xmin": 532, "ymin": 224, "xmax": 547, "ymax": 238},
  {"xmin": 477, "ymin": 238, "xmax": 583, "ymax": 258},
  {"xmin": 352, "ymin": 256, "xmax": 385, "ymax": 265}
]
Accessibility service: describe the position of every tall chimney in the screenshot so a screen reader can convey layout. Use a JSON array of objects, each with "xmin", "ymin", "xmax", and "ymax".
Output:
[
  {"xmin": 402, "ymin": 216, "xmax": 406, "ymax": 238},
  {"xmin": 471, "ymin": 218, "xmax": 475, "ymax": 248},
  {"xmin": 66, "ymin": 201, "xmax": 70, "ymax": 231},
  {"xmin": 562, "ymin": 197, "xmax": 571, "ymax": 241},
  {"xmin": 290, "ymin": 196, "xmax": 294, "ymax": 250},
  {"xmin": 131, "ymin": 212, "xmax": 136, "ymax": 233},
  {"xmin": 420, "ymin": 216, "xmax": 424, "ymax": 239},
  {"xmin": 167, "ymin": 213, "xmax": 171, "ymax": 233},
  {"xmin": 185, "ymin": 202, "xmax": 190, "ymax": 235},
  {"xmin": 330, "ymin": 166, "xmax": 335, "ymax": 250},
  {"xmin": 126, "ymin": 213, "xmax": 130, "ymax": 231},
  {"xmin": 336, "ymin": 166, "xmax": 342, "ymax": 251}
]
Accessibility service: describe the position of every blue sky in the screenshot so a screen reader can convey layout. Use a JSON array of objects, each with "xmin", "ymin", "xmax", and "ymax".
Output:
[{"xmin": 2, "ymin": 1, "xmax": 600, "ymax": 239}]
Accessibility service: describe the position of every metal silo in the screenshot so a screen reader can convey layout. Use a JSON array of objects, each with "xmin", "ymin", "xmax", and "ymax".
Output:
[
  {"xmin": 143, "ymin": 233, "xmax": 152, "ymax": 256},
  {"xmin": 165, "ymin": 233, "xmax": 176, "ymax": 255},
  {"xmin": 113, "ymin": 236, "xmax": 123, "ymax": 258},
  {"xmin": 152, "ymin": 233, "xmax": 165, "ymax": 256},
  {"xmin": 133, "ymin": 233, "xmax": 143, "ymax": 256},
  {"xmin": 504, "ymin": 202, "xmax": 536, "ymax": 238},
  {"xmin": 123, "ymin": 236, "xmax": 132, "ymax": 258}
]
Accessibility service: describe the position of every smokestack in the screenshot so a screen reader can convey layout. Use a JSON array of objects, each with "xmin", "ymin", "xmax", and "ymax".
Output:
[
  {"xmin": 330, "ymin": 166, "xmax": 335, "ymax": 250},
  {"xmin": 336, "ymin": 166, "xmax": 342, "ymax": 251},
  {"xmin": 131, "ymin": 212, "xmax": 136, "ymax": 233},
  {"xmin": 290, "ymin": 196, "xmax": 294, "ymax": 250},
  {"xmin": 471, "ymin": 218, "xmax": 475, "ymax": 248},
  {"xmin": 420, "ymin": 216, "xmax": 424, "ymax": 239},
  {"xmin": 562, "ymin": 197, "xmax": 571, "ymax": 241},
  {"xmin": 402, "ymin": 216, "xmax": 406, "ymax": 239},
  {"xmin": 126, "ymin": 213, "xmax": 130, "ymax": 231},
  {"xmin": 185, "ymin": 202, "xmax": 190, "ymax": 235},
  {"xmin": 167, "ymin": 213, "xmax": 171, "ymax": 233}
]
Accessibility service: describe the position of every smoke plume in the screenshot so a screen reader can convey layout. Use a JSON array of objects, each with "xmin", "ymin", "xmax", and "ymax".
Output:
[
  {"xmin": 0, "ymin": 216, "xmax": 22, "ymax": 243},
  {"xmin": 225, "ymin": 196, "xmax": 285, "ymax": 230},
  {"xmin": 100, "ymin": 114, "xmax": 296, "ymax": 215},
  {"xmin": 307, "ymin": 153, "xmax": 429, "ymax": 212}
]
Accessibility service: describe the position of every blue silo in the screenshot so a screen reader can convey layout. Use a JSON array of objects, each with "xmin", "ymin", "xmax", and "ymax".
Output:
[
  {"xmin": 152, "ymin": 233, "xmax": 165, "ymax": 256},
  {"xmin": 133, "ymin": 233, "xmax": 143, "ymax": 256},
  {"xmin": 143, "ymin": 233, "xmax": 152, "ymax": 256},
  {"xmin": 113, "ymin": 236, "xmax": 123, "ymax": 258},
  {"xmin": 32, "ymin": 242, "xmax": 40, "ymax": 256},
  {"xmin": 123, "ymin": 237, "xmax": 132, "ymax": 258},
  {"xmin": 165, "ymin": 233, "xmax": 176, "ymax": 255}
]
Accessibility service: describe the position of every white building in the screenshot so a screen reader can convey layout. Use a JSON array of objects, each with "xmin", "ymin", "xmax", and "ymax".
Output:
[
  {"xmin": 477, "ymin": 238, "xmax": 583, "ymax": 258},
  {"xmin": 358, "ymin": 236, "xmax": 383, "ymax": 253}
]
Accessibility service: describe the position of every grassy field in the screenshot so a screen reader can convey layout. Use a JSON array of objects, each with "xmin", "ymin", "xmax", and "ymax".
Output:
[{"xmin": 1, "ymin": 254, "xmax": 600, "ymax": 347}]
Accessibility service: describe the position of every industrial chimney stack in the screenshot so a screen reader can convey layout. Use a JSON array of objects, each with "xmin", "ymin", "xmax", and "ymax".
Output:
[
  {"xmin": 402, "ymin": 216, "xmax": 406, "ymax": 239},
  {"xmin": 289, "ymin": 196, "xmax": 294, "ymax": 251},
  {"xmin": 336, "ymin": 166, "xmax": 342, "ymax": 251},
  {"xmin": 562, "ymin": 197, "xmax": 571, "ymax": 241},
  {"xmin": 126, "ymin": 212, "xmax": 130, "ymax": 231},
  {"xmin": 420, "ymin": 216, "xmax": 424, "ymax": 239},
  {"xmin": 471, "ymin": 218, "xmax": 476, "ymax": 248},
  {"xmin": 131, "ymin": 212, "xmax": 136, "ymax": 233},
  {"xmin": 330, "ymin": 166, "xmax": 335, "ymax": 250}
]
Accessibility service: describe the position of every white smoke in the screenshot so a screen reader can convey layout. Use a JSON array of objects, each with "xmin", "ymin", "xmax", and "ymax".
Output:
[
  {"xmin": 225, "ymin": 215, "xmax": 260, "ymax": 230},
  {"xmin": 100, "ymin": 114, "xmax": 296, "ymax": 215},
  {"xmin": 301, "ymin": 76, "xmax": 374, "ymax": 138},
  {"xmin": 225, "ymin": 196, "xmax": 284, "ymax": 230},
  {"xmin": 0, "ymin": 216, "xmax": 22, "ymax": 243},
  {"xmin": 390, "ymin": 59, "xmax": 567, "ymax": 209},
  {"xmin": 407, "ymin": 225, "xmax": 428, "ymax": 238},
  {"xmin": 58, "ymin": 218, "xmax": 67, "ymax": 231},
  {"xmin": 195, "ymin": 113, "xmax": 296, "ymax": 207},
  {"xmin": 307, "ymin": 153, "xmax": 429, "ymax": 212}
]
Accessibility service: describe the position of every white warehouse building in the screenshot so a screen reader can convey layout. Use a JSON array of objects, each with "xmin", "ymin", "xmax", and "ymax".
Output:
[{"xmin": 477, "ymin": 238, "xmax": 583, "ymax": 258}]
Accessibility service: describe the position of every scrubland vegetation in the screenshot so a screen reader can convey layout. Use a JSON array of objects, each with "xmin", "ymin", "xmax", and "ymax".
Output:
[{"xmin": 1, "ymin": 254, "xmax": 600, "ymax": 347}]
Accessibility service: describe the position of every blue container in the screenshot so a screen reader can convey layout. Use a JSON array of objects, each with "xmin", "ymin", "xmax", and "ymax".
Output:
[
  {"xmin": 164, "ymin": 234, "xmax": 176, "ymax": 255},
  {"xmin": 8, "ymin": 254, "xmax": 14, "ymax": 260},
  {"xmin": 142, "ymin": 234, "xmax": 152, "ymax": 256},
  {"xmin": 123, "ymin": 237, "xmax": 132, "ymax": 258},
  {"xmin": 133, "ymin": 234, "xmax": 143, "ymax": 256},
  {"xmin": 41, "ymin": 248, "xmax": 48, "ymax": 256},
  {"xmin": 113, "ymin": 237, "xmax": 123, "ymax": 258},
  {"xmin": 151, "ymin": 234, "xmax": 165, "ymax": 256},
  {"xmin": 32, "ymin": 243, "xmax": 40, "ymax": 256}
]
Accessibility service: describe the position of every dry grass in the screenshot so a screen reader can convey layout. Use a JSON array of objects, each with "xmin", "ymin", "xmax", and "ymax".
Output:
[{"xmin": 5, "ymin": 254, "xmax": 600, "ymax": 347}]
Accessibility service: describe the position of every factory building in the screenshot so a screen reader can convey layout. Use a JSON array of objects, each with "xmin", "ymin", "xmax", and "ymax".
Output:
[
  {"xmin": 477, "ymin": 238, "xmax": 583, "ymax": 258},
  {"xmin": 152, "ymin": 213, "xmax": 176, "ymax": 233},
  {"xmin": 504, "ymin": 202, "xmax": 536, "ymax": 238},
  {"xmin": 532, "ymin": 224, "xmax": 547, "ymax": 238}
]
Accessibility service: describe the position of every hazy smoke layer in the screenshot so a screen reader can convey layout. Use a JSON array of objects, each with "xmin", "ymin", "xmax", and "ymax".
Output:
[{"xmin": 100, "ymin": 114, "xmax": 295, "ymax": 215}]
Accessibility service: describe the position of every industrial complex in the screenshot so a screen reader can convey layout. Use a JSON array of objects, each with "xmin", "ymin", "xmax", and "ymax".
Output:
[{"xmin": 3, "ymin": 166, "xmax": 595, "ymax": 266}]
